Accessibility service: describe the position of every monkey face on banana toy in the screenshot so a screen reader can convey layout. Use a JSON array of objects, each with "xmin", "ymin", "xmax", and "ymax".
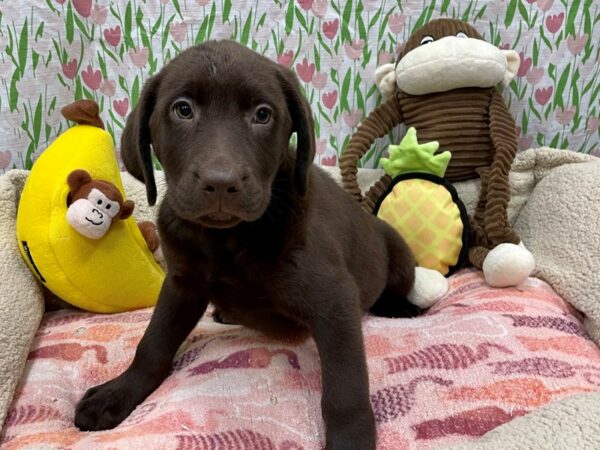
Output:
[{"xmin": 341, "ymin": 18, "xmax": 535, "ymax": 308}]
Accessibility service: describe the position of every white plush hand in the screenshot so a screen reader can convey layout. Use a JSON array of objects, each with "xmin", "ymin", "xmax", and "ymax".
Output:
[
  {"xmin": 408, "ymin": 266, "xmax": 450, "ymax": 309},
  {"xmin": 482, "ymin": 242, "xmax": 535, "ymax": 287}
]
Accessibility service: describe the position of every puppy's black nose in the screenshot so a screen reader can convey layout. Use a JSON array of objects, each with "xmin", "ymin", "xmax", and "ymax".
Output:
[{"xmin": 199, "ymin": 170, "xmax": 242, "ymax": 196}]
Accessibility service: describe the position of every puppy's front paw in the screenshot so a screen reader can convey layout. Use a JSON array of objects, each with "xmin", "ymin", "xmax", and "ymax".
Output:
[
  {"xmin": 326, "ymin": 410, "xmax": 376, "ymax": 450},
  {"xmin": 75, "ymin": 375, "xmax": 146, "ymax": 431}
]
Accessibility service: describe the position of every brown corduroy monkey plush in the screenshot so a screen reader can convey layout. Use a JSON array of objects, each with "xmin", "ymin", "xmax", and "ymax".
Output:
[{"xmin": 340, "ymin": 18, "xmax": 535, "ymax": 293}]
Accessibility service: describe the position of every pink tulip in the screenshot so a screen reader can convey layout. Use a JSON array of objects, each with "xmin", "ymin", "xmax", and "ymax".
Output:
[
  {"xmin": 128, "ymin": 47, "xmax": 149, "ymax": 68},
  {"xmin": 378, "ymin": 51, "xmax": 393, "ymax": 65},
  {"xmin": 322, "ymin": 19, "xmax": 338, "ymax": 40},
  {"xmin": 388, "ymin": 13, "xmax": 406, "ymax": 34},
  {"xmin": 566, "ymin": 33, "xmax": 588, "ymax": 56},
  {"xmin": 316, "ymin": 138, "xmax": 327, "ymax": 155},
  {"xmin": 586, "ymin": 117, "xmax": 600, "ymax": 134},
  {"xmin": 344, "ymin": 39, "xmax": 365, "ymax": 60},
  {"xmin": 61, "ymin": 58, "xmax": 78, "ymax": 79},
  {"xmin": 73, "ymin": 0, "xmax": 92, "ymax": 17},
  {"xmin": 546, "ymin": 13, "xmax": 564, "ymax": 34},
  {"xmin": 312, "ymin": 72, "xmax": 328, "ymax": 90},
  {"xmin": 312, "ymin": 0, "xmax": 327, "ymax": 18},
  {"xmin": 518, "ymin": 135, "xmax": 533, "ymax": 150},
  {"xmin": 104, "ymin": 26, "xmax": 121, "ymax": 47},
  {"xmin": 298, "ymin": 0, "xmax": 313, "ymax": 11},
  {"xmin": 113, "ymin": 98, "xmax": 130, "ymax": 118},
  {"xmin": 169, "ymin": 22, "xmax": 188, "ymax": 43},
  {"xmin": 81, "ymin": 65, "xmax": 101, "ymax": 90},
  {"xmin": 526, "ymin": 67, "xmax": 544, "ymax": 85},
  {"xmin": 322, "ymin": 90, "xmax": 338, "ymax": 109},
  {"xmin": 517, "ymin": 52, "xmax": 532, "ymax": 77},
  {"xmin": 342, "ymin": 109, "xmax": 362, "ymax": 128},
  {"xmin": 100, "ymin": 79, "xmax": 116, "ymax": 97},
  {"xmin": 321, "ymin": 154, "xmax": 337, "ymax": 166},
  {"xmin": 537, "ymin": 0, "xmax": 554, "ymax": 12},
  {"xmin": 277, "ymin": 50, "xmax": 294, "ymax": 68},
  {"xmin": 535, "ymin": 86, "xmax": 553, "ymax": 105},
  {"xmin": 90, "ymin": 5, "xmax": 107, "ymax": 25},
  {"xmin": 296, "ymin": 58, "xmax": 316, "ymax": 83},
  {"xmin": 555, "ymin": 106, "xmax": 576, "ymax": 125}
]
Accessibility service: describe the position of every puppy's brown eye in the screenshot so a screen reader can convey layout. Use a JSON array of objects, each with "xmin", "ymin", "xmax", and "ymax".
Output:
[
  {"xmin": 254, "ymin": 107, "xmax": 272, "ymax": 124},
  {"xmin": 173, "ymin": 101, "xmax": 193, "ymax": 120}
]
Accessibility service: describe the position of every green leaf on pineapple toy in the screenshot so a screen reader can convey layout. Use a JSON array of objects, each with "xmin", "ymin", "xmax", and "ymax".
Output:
[{"xmin": 380, "ymin": 127, "xmax": 451, "ymax": 178}]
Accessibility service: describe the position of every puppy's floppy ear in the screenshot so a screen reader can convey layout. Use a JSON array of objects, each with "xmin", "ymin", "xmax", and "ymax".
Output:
[
  {"xmin": 121, "ymin": 74, "xmax": 162, "ymax": 206},
  {"xmin": 277, "ymin": 68, "xmax": 316, "ymax": 196}
]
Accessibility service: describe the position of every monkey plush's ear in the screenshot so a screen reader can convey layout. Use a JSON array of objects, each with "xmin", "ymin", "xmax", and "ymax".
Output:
[
  {"xmin": 501, "ymin": 50, "xmax": 520, "ymax": 85},
  {"xmin": 277, "ymin": 67, "xmax": 316, "ymax": 196},
  {"xmin": 374, "ymin": 63, "xmax": 397, "ymax": 99},
  {"xmin": 119, "ymin": 200, "xmax": 134, "ymax": 220},
  {"xmin": 67, "ymin": 169, "xmax": 93, "ymax": 193},
  {"xmin": 121, "ymin": 74, "xmax": 162, "ymax": 206}
]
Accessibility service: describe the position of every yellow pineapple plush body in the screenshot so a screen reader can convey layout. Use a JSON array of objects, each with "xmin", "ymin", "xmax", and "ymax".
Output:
[{"xmin": 374, "ymin": 127, "xmax": 470, "ymax": 307}]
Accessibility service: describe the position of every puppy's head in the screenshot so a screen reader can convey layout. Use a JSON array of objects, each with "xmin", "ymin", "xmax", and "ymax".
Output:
[{"xmin": 121, "ymin": 40, "xmax": 315, "ymax": 229}]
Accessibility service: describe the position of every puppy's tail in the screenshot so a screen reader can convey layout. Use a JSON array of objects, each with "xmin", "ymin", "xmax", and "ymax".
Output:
[{"xmin": 370, "ymin": 224, "xmax": 419, "ymax": 318}]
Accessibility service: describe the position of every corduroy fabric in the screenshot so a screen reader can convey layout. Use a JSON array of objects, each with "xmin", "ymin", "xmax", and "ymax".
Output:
[{"xmin": 339, "ymin": 19, "xmax": 520, "ymax": 269}]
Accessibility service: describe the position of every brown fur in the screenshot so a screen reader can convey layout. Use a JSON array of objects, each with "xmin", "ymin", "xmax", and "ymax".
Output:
[
  {"xmin": 340, "ymin": 18, "xmax": 520, "ymax": 268},
  {"xmin": 73, "ymin": 40, "xmax": 418, "ymax": 449}
]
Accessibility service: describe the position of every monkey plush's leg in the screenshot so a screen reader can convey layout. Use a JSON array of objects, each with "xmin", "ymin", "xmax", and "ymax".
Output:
[
  {"xmin": 468, "ymin": 167, "xmax": 493, "ymax": 269},
  {"xmin": 484, "ymin": 90, "xmax": 521, "ymax": 247}
]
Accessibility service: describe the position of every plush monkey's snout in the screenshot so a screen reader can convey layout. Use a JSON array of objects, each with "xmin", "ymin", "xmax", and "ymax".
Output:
[
  {"xmin": 382, "ymin": 36, "xmax": 520, "ymax": 96},
  {"xmin": 66, "ymin": 199, "xmax": 112, "ymax": 239}
]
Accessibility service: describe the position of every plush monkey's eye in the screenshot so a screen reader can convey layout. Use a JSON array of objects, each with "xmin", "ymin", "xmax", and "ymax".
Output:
[
  {"xmin": 253, "ymin": 106, "xmax": 272, "ymax": 125},
  {"xmin": 173, "ymin": 100, "xmax": 193, "ymax": 120},
  {"xmin": 456, "ymin": 32, "xmax": 468, "ymax": 38},
  {"xmin": 105, "ymin": 204, "xmax": 111, "ymax": 210},
  {"xmin": 97, "ymin": 199, "xmax": 102, "ymax": 205},
  {"xmin": 420, "ymin": 36, "xmax": 434, "ymax": 45}
]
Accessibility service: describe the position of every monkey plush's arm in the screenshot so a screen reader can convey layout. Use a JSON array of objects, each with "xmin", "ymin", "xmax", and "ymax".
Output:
[
  {"xmin": 340, "ymin": 96, "xmax": 404, "ymax": 210},
  {"xmin": 482, "ymin": 89, "xmax": 520, "ymax": 247}
]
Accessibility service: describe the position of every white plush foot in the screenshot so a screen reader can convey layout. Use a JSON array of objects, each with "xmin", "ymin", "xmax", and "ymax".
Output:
[
  {"xmin": 482, "ymin": 242, "xmax": 535, "ymax": 287},
  {"xmin": 408, "ymin": 267, "xmax": 449, "ymax": 309}
]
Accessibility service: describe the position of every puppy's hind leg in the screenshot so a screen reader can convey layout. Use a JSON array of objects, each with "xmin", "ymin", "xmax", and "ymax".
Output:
[{"xmin": 370, "ymin": 226, "xmax": 420, "ymax": 318}]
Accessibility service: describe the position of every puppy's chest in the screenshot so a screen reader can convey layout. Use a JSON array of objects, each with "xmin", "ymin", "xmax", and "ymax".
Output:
[{"xmin": 197, "ymin": 250, "xmax": 273, "ymax": 304}]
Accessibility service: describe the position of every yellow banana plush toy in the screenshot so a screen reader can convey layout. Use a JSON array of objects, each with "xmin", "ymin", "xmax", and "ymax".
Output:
[{"xmin": 16, "ymin": 100, "xmax": 165, "ymax": 313}]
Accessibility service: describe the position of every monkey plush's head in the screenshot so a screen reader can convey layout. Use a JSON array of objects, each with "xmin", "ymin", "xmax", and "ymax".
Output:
[
  {"xmin": 66, "ymin": 169, "xmax": 134, "ymax": 239},
  {"xmin": 375, "ymin": 18, "xmax": 520, "ymax": 97}
]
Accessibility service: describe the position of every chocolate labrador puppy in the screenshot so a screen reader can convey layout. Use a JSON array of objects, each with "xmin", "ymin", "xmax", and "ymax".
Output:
[{"xmin": 74, "ymin": 40, "xmax": 417, "ymax": 449}]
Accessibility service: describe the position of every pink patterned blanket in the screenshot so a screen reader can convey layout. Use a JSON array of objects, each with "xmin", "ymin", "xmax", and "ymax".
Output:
[{"xmin": 3, "ymin": 269, "xmax": 600, "ymax": 449}]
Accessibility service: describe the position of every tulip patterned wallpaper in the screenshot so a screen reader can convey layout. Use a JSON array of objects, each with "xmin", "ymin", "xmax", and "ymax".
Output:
[{"xmin": 0, "ymin": 0, "xmax": 598, "ymax": 173}]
